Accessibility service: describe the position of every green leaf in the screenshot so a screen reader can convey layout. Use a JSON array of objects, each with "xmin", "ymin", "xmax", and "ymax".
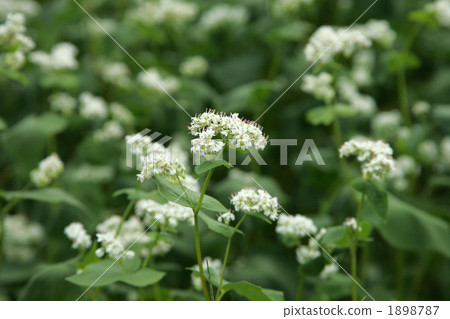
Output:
[
  {"xmin": 363, "ymin": 194, "xmax": 450, "ymax": 258},
  {"xmin": 222, "ymin": 281, "xmax": 284, "ymax": 301},
  {"xmin": 0, "ymin": 117, "xmax": 7, "ymax": 131},
  {"xmin": 321, "ymin": 225, "xmax": 351, "ymax": 247},
  {"xmin": 409, "ymin": 10, "xmax": 438, "ymax": 28},
  {"xmin": 194, "ymin": 159, "xmax": 232, "ymax": 175},
  {"xmin": 0, "ymin": 67, "xmax": 28, "ymax": 84},
  {"xmin": 352, "ymin": 179, "xmax": 388, "ymax": 221},
  {"xmin": 66, "ymin": 259, "xmax": 165, "ymax": 288},
  {"xmin": 244, "ymin": 210, "xmax": 273, "ymax": 224},
  {"xmin": 335, "ymin": 104, "xmax": 357, "ymax": 118},
  {"xmin": 386, "ymin": 51, "xmax": 421, "ymax": 73},
  {"xmin": 153, "ymin": 175, "xmax": 228, "ymax": 212},
  {"xmin": 19, "ymin": 260, "xmax": 82, "ymax": 300},
  {"xmin": 198, "ymin": 211, "xmax": 244, "ymax": 238},
  {"xmin": 306, "ymin": 106, "xmax": 336, "ymax": 126},
  {"xmin": 113, "ymin": 188, "xmax": 161, "ymax": 201},
  {"xmin": 0, "ymin": 188, "xmax": 88, "ymax": 214}
]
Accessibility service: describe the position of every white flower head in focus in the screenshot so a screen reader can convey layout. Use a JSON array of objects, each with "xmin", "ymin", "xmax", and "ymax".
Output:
[
  {"xmin": 230, "ymin": 187, "xmax": 279, "ymax": 221},
  {"xmin": 64, "ymin": 222, "xmax": 92, "ymax": 250},
  {"xmin": 217, "ymin": 211, "xmax": 235, "ymax": 225}
]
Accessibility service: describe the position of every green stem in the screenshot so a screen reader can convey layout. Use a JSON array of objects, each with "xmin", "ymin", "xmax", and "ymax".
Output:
[
  {"xmin": 333, "ymin": 117, "xmax": 351, "ymax": 183},
  {"xmin": 192, "ymin": 169, "xmax": 215, "ymax": 301},
  {"xmin": 296, "ymin": 274, "xmax": 306, "ymax": 301},
  {"xmin": 115, "ymin": 183, "xmax": 141, "ymax": 237},
  {"xmin": 351, "ymin": 194, "xmax": 365, "ymax": 301},
  {"xmin": 215, "ymin": 214, "xmax": 247, "ymax": 300}
]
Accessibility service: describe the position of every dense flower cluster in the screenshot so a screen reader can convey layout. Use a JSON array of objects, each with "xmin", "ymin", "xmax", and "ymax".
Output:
[
  {"xmin": 100, "ymin": 62, "xmax": 131, "ymax": 88},
  {"xmin": 30, "ymin": 153, "xmax": 64, "ymax": 187},
  {"xmin": 200, "ymin": 4, "xmax": 247, "ymax": 31},
  {"xmin": 64, "ymin": 222, "xmax": 92, "ymax": 250},
  {"xmin": 358, "ymin": 20, "xmax": 396, "ymax": 48},
  {"xmin": 296, "ymin": 239, "xmax": 321, "ymax": 264},
  {"xmin": 0, "ymin": 13, "xmax": 35, "ymax": 70},
  {"xmin": 137, "ymin": 151, "xmax": 186, "ymax": 183},
  {"xmin": 30, "ymin": 42, "xmax": 78, "ymax": 70},
  {"xmin": 180, "ymin": 56, "xmax": 208, "ymax": 77},
  {"xmin": 189, "ymin": 110, "xmax": 268, "ymax": 155},
  {"xmin": 217, "ymin": 211, "xmax": 235, "ymax": 225},
  {"xmin": 79, "ymin": 92, "xmax": 108, "ymax": 120},
  {"xmin": 49, "ymin": 92, "xmax": 77, "ymax": 116},
  {"xmin": 230, "ymin": 187, "xmax": 279, "ymax": 221},
  {"xmin": 129, "ymin": 0, "xmax": 198, "ymax": 27},
  {"xmin": 191, "ymin": 257, "xmax": 222, "ymax": 291},
  {"xmin": 426, "ymin": 0, "xmax": 450, "ymax": 28},
  {"xmin": 337, "ymin": 78, "xmax": 376, "ymax": 116},
  {"xmin": 138, "ymin": 68, "xmax": 179, "ymax": 94},
  {"xmin": 276, "ymin": 214, "xmax": 318, "ymax": 240},
  {"xmin": 301, "ymin": 72, "xmax": 335, "ymax": 103},
  {"xmin": 2, "ymin": 214, "xmax": 44, "ymax": 263},
  {"xmin": 135, "ymin": 199, "xmax": 193, "ymax": 228},
  {"xmin": 339, "ymin": 139, "xmax": 395, "ymax": 180},
  {"xmin": 372, "ymin": 110, "xmax": 402, "ymax": 139},
  {"xmin": 388, "ymin": 155, "xmax": 417, "ymax": 191}
]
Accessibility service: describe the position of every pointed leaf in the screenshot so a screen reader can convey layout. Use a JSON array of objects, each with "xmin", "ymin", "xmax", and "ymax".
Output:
[
  {"xmin": 352, "ymin": 179, "xmax": 388, "ymax": 221},
  {"xmin": 194, "ymin": 159, "xmax": 232, "ymax": 175},
  {"xmin": 198, "ymin": 211, "xmax": 244, "ymax": 238}
]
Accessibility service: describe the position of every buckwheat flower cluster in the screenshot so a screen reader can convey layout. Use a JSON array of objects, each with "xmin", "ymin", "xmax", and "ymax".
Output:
[
  {"xmin": 339, "ymin": 139, "xmax": 395, "ymax": 180},
  {"xmin": 417, "ymin": 140, "xmax": 439, "ymax": 165},
  {"xmin": 130, "ymin": 0, "xmax": 197, "ymax": 27},
  {"xmin": 319, "ymin": 263, "xmax": 339, "ymax": 279},
  {"xmin": 138, "ymin": 68, "xmax": 179, "ymax": 94},
  {"xmin": 49, "ymin": 92, "xmax": 77, "ymax": 116},
  {"xmin": 296, "ymin": 239, "xmax": 321, "ymax": 264},
  {"xmin": 111, "ymin": 102, "xmax": 134, "ymax": 127},
  {"xmin": 64, "ymin": 222, "xmax": 92, "ymax": 250},
  {"xmin": 200, "ymin": 4, "xmax": 248, "ymax": 32},
  {"xmin": 30, "ymin": 42, "xmax": 78, "ymax": 70},
  {"xmin": 343, "ymin": 217, "xmax": 360, "ymax": 231},
  {"xmin": 189, "ymin": 110, "xmax": 268, "ymax": 154},
  {"xmin": 301, "ymin": 72, "xmax": 335, "ymax": 103},
  {"xmin": 371, "ymin": 110, "xmax": 402, "ymax": 139},
  {"xmin": 191, "ymin": 257, "xmax": 222, "ymax": 291},
  {"xmin": 426, "ymin": 0, "xmax": 450, "ymax": 28},
  {"xmin": 217, "ymin": 211, "xmax": 235, "ymax": 225},
  {"xmin": 388, "ymin": 155, "xmax": 416, "ymax": 191},
  {"xmin": 304, "ymin": 26, "xmax": 371, "ymax": 63},
  {"xmin": 79, "ymin": 92, "xmax": 108, "ymax": 120},
  {"xmin": 180, "ymin": 56, "xmax": 208, "ymax": 77},
  {"xmin": 272, "ymin": 0, "xmax": 313, "ymax": 16},
  {"xmin": 359, "ymin": 20, "xmax": 396, "ymax": 48},
  {"xmin": 30, "ymin": 153, "xmax": 64, "ymax": 188},
  {"xmin": 412, "ymin": 101, "xmax": 431, "ymax": 117},
  {"xmin": 276, "ymin": 214, "xmax": 317, "ymax": 241},
  {"xmin": 230, "ymin": 187, "xmax": 279, "ymax": 221},
  {"xmin": 191, "ymin": 128, "xmax": 225, "ymax": 158},
  {"xmin": 337, "ymin": 78, "xmax": 376, "ymax": 116},
  {"xmin": 95, "ymin": 216, "xmax": 148, "ymax": 259},
  {"xmin": 101, "ymin": 62, "xmax": 131, "ymax": 88},
  {"xmin": 93, "ymin": 121, "xmax": 124, "ymax": 142},
  {"xmin": 351, "ymin": 50, "xmax": 375, "ymax": 86},
  {"xmin": 0, "ymin": 0, "xmax": 41, "ymax": 17},
  {"xmin": 0, "ymin": 13, "xmax": 35, "ymax": 70},
  {"xmin": 2, "ymin": 214, "xmax": 44, "ymax": 263},
  {"xmin": 135, "ymin": 199, "xmax": 194, "ymax": 228},
  {"xmin": 138, "ymin": 151, "xmax": 186, "ymax": 184}
]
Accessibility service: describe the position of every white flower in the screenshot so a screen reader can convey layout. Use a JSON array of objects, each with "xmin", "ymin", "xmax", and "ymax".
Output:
[
  {"xmin": 296, "ymin": 240, "xmax": 320, "ymax": 264},
  {"xmin": 359, "ymin": 20, "xmax": 396, "ymax": 48},
  {"xmin": 200, "ymin": 4, "xmax": 248, "ymax": 31},
  {"xmin": 30, "ymin": 42, "xmax": 78, "ymax": 70},
  {"xmin": 101, "ymin": 62, "xmax": 131, "ymax": 88},
  {"xmin": 138, "ymin": 152, "xmax": 186, "ymax": 184},
  {"xmin": 371, "ymin": 110, "xmax": 402, "ymax": 139},
  {"xmin": 272, "ymin": 0, "xmax": 313, "ymax": 16},
  {"xmin": 135, "ymin": 199, "xmax": 193, "ymax": 228},
  {"xmin": 426, "ymin": 0, "xmax": 450, "ymax": 28},
  {"xmin": 110, "ymin": 102, "xmax": 134, "ymax": 126},
  {"xmin": 417, "ymin": 140, "xmax": 439, "ymax": 165},
  {"xmin": 389, "ymin": 155, "xmax": 417, "ymax": 192},
  {"xmin": 191, "ymin": 128, "xmax": 225, "ymax": 158},
  {"xmin": 2, "ymin": 214, "xmax": 44, "ymax": 263},
  {"xmin": 93, "ymin": 121, "xmax": 124, "ymax": 142},
  {"xmin": 49, "ymin": 92, "xmax": 77, "ymax": 116},
  {"xmin": 189, "ymin": 109, "xmax": 268, "ymax": 154},
  {"xmin": 217, "ymin": 211, "xmax": 235, "ymax": 225},
  {"xmin": 64, "ymin": 222, "xmax": 92, "ymax": 250},
  {"xmin": 339, "ymin": 139, "xmax": 395, "ymax": 180},
  {"xmin": 191, "ymin": 257, "xmax": 222, "ymax": 290},
  {"xmin": 337, "ymin": 78, "xmax": 376, "ymax": 116},
  {"xmin": 30, "ymin": 153, "xmax": 64, "ymax": 187},
  {"xmin": 301, "ymin": 72, "xmax": 335, "ymax": 103},
  {"xmin": 180, "ymin": 56, "xmax": 208, "ymax": 77},
  {"xmin": 304, "ymin": 26, "xmax": 371, "ymax": 63},
  {"xmin": 412, "ymin": 101, "xmax": 431, "ymax": 117},
  {"xmin": 129, "ymin": 0, "xmax": 197, "ymax": 27},
  {"xmin": 343, "ymin": 217, "xmax": 360, "ymax": 231},
  {"xmin": 276, "ymin": 214, "xmax": 317, "ymax": 240},
  {"xmin": 138, "ymin": 68, "xmax": 179, "ymax": 93},
  {"xmin": 320, "ymin": 263, "xmax": 339, "ymax": 279},
  {"xmin": 231, "ymin": 187, "xmax": 279, "ymax": 221},
  {"xmin": 0, "ymin": 1, "xmax": 41, "ymax": 17},
  {"xmin": 79, "ymin": 92, "xmax": 108, "ymax": 120}
]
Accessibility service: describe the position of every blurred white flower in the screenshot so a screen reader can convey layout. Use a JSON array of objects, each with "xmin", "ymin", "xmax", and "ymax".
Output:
[
  {"xmin": 412, "ymin": 101, "xmax": 431, "ymax": 117},
  {"xmin": 49, "ymin": 92, "xmax": 77, "ymax": 116},
  {"xmin": 64, "ymin": 222, "xmax": 92, "ymax": 250},
  {"xmin": 426, "ymin": 0, "xmax": 450, "ymax": 28},
  {"xmin": 180, "ymin": 56, "xmax": 208, "ymax": 77},
  {"xmin": 30, "ymin": 153, "xmax": 64, "ymax": 187},
  {"xmin": 320, "ymin": 263, "xmax": 339, "ymax": 279},
  {"xmin": 79, "ymin": 92, "xmax": 108, "ymax": 120},
  {"xmin": 343, "ymin": 217, "xmax": 360, "ymax": 231},
  {"xmin": 135, "ymin": 199, "xmax": 193, "ymax": 228},
  {"xmin": 101, "ymin": 62, "xmax": 131, "ymax": 88},
  {"xmin": 130, "ymin": 0, "xmax": 198, "ymax": 27},
  {"xmin": 276, "ymin": 214, "xmax": 317, "ymax": 240},
  {"xmin": 296, "ymin": 239, "xmax": 320, "ymax": 264},
  {"xmin": 200, "ymin": 4, "xmax": 248, "ymax": 32},
  {"xmin": 231, "ymin": 187, "xmax": 279, "ymax": 221},
  {"xmin": 0, "ymin": 0, "xmax": 40, "ymax": 17},
  {"xmin": 94, "ymin": 120, "xmax": 124, "ymax": 142},
  {"xmin": 372, "ymin": 110, "xmax": 402, "ymax": 139},
  {"xmin": 272, "ymin": 0, "xmax": 313, "ymax": 16},
  {"xmin": 417, "ymin": 140, "xmax": 439, "ymax": 165},
  {"xmin": 2, "ymin": 214, "xmax": 44, "ymax": 263},
  {"xmin": 359, "ymin": 20, "xmax": 396, "ymax": 48},
  {"xmin": 30, "ymin": 42, "xmax": 78, "ymax": 70},
  {"xmin": 301, "ymin": 72, "xmax": 335, "ymax": 103},
  {"xmin": 138, "ymin": 68, "xmax": 179, "ymax": 94},
  {"xmin": 217, "ymin": 211, "xmax": 235, "ymax": 225},
  {"xmin": 110, "ymin": 102, "xmax": 134, "ymax": 126},
  {"xmin": 337, "ymin": 78, "xmax": 376, "ymax": 116}
]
